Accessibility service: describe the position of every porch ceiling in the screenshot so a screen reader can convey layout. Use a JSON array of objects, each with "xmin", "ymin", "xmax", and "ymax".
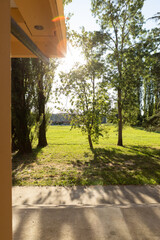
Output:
[{"xmin": 10, "ymin": 0, "xmax": 66, "ymax": 58}]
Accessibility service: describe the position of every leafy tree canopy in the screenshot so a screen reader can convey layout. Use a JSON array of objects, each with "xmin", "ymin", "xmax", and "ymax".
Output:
[
  {"xmin": 63, "ymin": 0, "xmax": 72, "ymax": 5},
  {"xmin": 56, "ymin": 30, "xmax": 110, "ymax": 149}
]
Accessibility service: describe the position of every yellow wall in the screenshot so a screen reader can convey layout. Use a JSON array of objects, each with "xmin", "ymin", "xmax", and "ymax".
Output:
[{"xmin": 0, "ymin": 0, "xmax": 12, "ymax": 239}]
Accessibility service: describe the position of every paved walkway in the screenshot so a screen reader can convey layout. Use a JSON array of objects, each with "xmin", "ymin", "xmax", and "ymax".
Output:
[{"xmin": 12, "ymin": 185, "xmax": 160, "ymax": 240}]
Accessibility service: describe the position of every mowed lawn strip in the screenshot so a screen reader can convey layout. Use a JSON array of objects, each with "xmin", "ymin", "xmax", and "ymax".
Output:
[{"xmin": 12, "ymin": 125, "xmax": 160, "ymax": 186}]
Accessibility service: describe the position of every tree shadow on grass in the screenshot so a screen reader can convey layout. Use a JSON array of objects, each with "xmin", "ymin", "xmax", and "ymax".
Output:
[
  {"xmin": 70, "ymin": 146, "xmax": 160, "ymax": 185},
  {"xmin": 126, "ymin": 145, "xmax": 160, "ymax": 159},
  {"xmin": 12, "ymin": 146, "xmax": 44, "ymax": 185},
  {"xmin": 12, "ymin": 145, "xmax": 160, "ymax": 186}
]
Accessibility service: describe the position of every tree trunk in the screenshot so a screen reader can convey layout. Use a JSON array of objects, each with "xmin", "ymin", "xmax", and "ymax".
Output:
[
  {"xmin": 13, "ymin": 107, "xmax": 32, "ymax": 154},
  {"xmin": 18, "ymin": 116, "xmax": 32, "ymax": 153},
  {"xmin": 11, "ymin": 58, "xmax": 32, "ymax": 154},
  {"xmin": 38, "ymin": 112, "xmax": 48, "ymax": 147},
  {"xmin": 117, "ymin": 88, "xmax": 123, "ymax": 146},
  {"xmin": 37, "ymin": 62, "xmax": 48, "ymax": 147},
  {"xmin": 137, "ymin": 83, "xmax": 142, "ymax": 126},
  {"xmin": 88, "ymin": 134, "xmax": 93, "ymax": 150}
]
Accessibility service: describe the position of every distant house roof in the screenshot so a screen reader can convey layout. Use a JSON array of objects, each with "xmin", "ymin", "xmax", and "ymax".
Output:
[{"xmin": 51, "ymin": 113, "xmax": 70, "ymax": 123}]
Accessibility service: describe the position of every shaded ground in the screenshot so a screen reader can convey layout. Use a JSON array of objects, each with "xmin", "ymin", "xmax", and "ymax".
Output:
[{"xmin": 12, "ymin": 144, "xmax": 160, "ymax": 186}]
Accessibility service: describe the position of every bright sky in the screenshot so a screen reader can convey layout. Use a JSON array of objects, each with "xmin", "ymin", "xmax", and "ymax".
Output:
[
  {"xmin": 48, "ymin": 0, "xmax": 160, "ymax": 112},
  {"xmin": 64, "ymin": 0, "xmax": 160, "ymax": 32}
]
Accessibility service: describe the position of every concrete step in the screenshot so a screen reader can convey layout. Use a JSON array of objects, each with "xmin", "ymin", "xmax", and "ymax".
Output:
[{"xmin": 12, "ymin": 186, "xmax": 160, "ymax": 240}]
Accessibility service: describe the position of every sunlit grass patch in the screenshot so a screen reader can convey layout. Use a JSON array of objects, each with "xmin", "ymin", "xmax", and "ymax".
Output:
[{"xmin": 12, "ymin": 125, "xmax": 160, "ymax": 186}]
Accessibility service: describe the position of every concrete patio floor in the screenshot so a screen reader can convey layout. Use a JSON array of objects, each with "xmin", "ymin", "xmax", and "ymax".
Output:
[{"xmin": 12, "ymin": 185, "xmax": 160, "ymax": 240}]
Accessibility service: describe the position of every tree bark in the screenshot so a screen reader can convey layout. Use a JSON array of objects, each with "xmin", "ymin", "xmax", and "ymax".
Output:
[
  {"xmin": 17, "ymin": 113, "xmax": 32, "ymax": 153},
  {"xmin": 38, "ymin": 109, "xmax": 48, "ymax": 147},
  {"xmin": 12, "ymin": 58, "xmax": 32, "ymax": 154},
  {"xmin": 37, "ymin": 61, "xmax": 48, "ymax": 147},
  {"xmin": 117, "ymin": 88, "xmax": 123, "ymax": 146},
  {"xmin": 88, "ymin": 134, "xmax": 93, "ymax": 150}
]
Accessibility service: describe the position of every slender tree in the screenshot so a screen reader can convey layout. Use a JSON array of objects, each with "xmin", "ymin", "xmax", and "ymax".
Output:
[
  {"xmin": 32, "ymin": 59, "xmax": 57, "ymax": 148},
  {"xmin": 57, "ymin": 31, "xmax": 110, "ymax": 149},
  {"xmin": 58, "ymin": 65, "xmax": 109, "ymax": 149},
  {"xmin": 91, "ymin": 0, "xmax": 145, "ymax": 146}
]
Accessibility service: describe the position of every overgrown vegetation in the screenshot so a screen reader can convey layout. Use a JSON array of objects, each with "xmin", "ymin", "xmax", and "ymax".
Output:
[
  {"xmin": 11, "ymin": 58, "xmax": 57, "ymax": 154},
  {"xmin": 12, "ymin": 125, "xmax": 160, "ymax": 186}
]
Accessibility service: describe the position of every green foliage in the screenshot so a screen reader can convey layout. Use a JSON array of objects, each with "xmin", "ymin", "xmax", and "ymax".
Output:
[
  {"xmin": 91, "ymin": 0, "xmax": 146, "ymax": 145},
  {"xmin": 31, "ymin": 59, "xmax": 57, "ymax": 147},
  {"xmin": 141, "ymin": 28, "xmax": 160, "ymax": 119},
  {"xmin": 31, "ymin": 59, "xmax": 57, "ymax": 106},
  {"xmin": 63, "ymin": 0, "xmax": 72, "ymax": 5},
  {"xmin": 143, "ymin": 112, "xmax": 160, "ymax": 132},
  {"xmin": 58, "ymin": 63, "xmax": 110, "ymax": 148},
  {"xmin": 56, "ymin": 31, "xmax": 110, "ymax": 148},
  {"xmin": 11, "ymin": 58, "xmax": 57, "ymax": 153}
]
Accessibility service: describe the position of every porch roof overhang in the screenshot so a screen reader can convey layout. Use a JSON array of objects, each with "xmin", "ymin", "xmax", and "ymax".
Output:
[{"xmin": 10, "ymin": 0, "xmax": 67, "ymax": 60}]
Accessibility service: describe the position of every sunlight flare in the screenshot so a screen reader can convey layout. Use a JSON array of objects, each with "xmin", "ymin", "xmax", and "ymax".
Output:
[{"xmin": 58, "ymin": 43, "xmax": 86, "ymax": 72}]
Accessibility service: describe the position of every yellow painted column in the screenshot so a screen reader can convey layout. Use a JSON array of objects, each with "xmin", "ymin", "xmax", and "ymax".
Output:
[{"xmin": 0, "ymin": 0, "xmax": 12, "ymax": 239}]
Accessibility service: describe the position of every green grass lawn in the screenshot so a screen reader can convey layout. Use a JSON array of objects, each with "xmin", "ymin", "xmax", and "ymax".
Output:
[{"xmin": 12, "ymin": 125, "xmax": 160, "ymax": 186}]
